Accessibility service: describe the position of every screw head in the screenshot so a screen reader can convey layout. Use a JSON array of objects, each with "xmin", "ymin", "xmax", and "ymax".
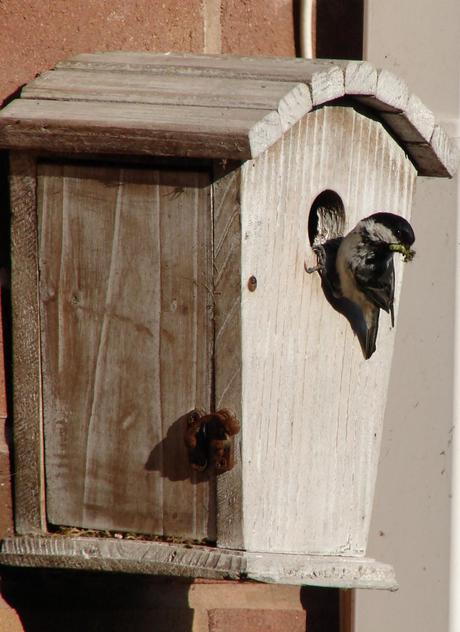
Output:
[{"xmin": 247, "ymin": 275, "xmax": 257, "ymax": 292}]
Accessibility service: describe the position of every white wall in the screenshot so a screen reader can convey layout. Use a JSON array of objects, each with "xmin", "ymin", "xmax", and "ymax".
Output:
[{"xmin": 356, "ymin": 1, "xmax": 460, "ymax": 631}]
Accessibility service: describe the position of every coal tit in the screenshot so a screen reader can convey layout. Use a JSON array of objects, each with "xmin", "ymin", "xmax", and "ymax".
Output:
[{"xmin": 336, "ymin": 212, "xmax": 415, "ymax": 359}]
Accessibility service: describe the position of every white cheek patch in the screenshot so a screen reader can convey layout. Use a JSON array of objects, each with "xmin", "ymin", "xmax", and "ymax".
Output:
[{"xmin": 365, "ymin": 220, "xmax": 394, "ymax": 243}]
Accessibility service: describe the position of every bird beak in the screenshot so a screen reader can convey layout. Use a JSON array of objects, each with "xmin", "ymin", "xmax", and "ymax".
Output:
[{"xmin": 389, "ymin": 243, "xmax": 416, "ymax": 262}]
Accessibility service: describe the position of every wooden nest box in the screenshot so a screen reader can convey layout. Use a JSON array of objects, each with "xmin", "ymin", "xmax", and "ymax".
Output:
[{"xmin": 0, "ymin": 53, "xmax": 456, "ymax": 589}]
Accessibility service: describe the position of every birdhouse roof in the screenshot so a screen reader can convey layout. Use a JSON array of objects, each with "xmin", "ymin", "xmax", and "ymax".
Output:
[{"xmin": 0, "ymin": 52, "xmax": 456, "ymax": 177}]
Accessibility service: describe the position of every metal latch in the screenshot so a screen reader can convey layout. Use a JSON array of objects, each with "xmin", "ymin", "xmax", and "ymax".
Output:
[{"xmin": 184, "ymin": 409, "xmax": 240, "ymax": 474}]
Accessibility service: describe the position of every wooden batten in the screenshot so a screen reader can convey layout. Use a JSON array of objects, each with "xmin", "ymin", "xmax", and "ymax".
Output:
[
  {"xmin": 9, "ymin": 152, "xmax": 45, "ymax": 534},
  {"xmin": 212, "ymin": 162, "xmax": 244, "ymax": 549}
]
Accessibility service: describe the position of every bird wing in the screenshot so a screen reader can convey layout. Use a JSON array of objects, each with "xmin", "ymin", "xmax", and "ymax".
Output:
[
  {"xmin": 363, "ymin": 304, "xmax": 380, "ymax": 359},
  {"xmin": 354, "ymin": 254, "xmax": 395, "ymax": 326}
]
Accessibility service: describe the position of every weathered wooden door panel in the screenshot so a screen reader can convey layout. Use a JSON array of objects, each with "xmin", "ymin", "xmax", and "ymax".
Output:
[{"xmin": 38, "ymin": 163, "xmax": 213, "ymax": 539}]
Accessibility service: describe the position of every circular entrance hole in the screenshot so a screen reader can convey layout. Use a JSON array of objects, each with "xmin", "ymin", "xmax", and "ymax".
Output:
[{"xmin": 308, "ymin": 190, "xmax": 346, "ymax": 247}]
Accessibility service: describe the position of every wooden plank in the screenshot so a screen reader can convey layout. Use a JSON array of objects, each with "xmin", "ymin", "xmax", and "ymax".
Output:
[
  {"xmin": 56, "ymin": 51, "xmax": 343, "ymax": 84},
  {"xmin": 0, "ymin": 535, "xmax": 244, "ymax": 580},
  {"xmin": 156, "ymin": 169, "xmax": 214, "ymax": 539},
  {"xmin": 3, "ymin": 53, "xmax": 456, "ymax": 176},
  {"xmin": 212, "ymin": 162, "xmax": 243, "ymax": 549},
  {"xmin": 338, "ymin": 60, "xmax": 456, "ymax": 176},
  {"xmin": 381, "ymin": 93, "xmax": 435, "ymax": 144},
  {"xmin": 277, "ymin": 83, "xmax": 312, "ymax": 132},
  {"xmin": 247, "ymin": 111, "xmax": 283, "ymax": 158},
  {"xmin": 56, "ymin": 51, "xmax": 342, "ymax": 117},
  {"xmin": 355, "ymin": 68, "xmax": 409, "ymax": 113},
  {"xmin": 0, "ymin": 535, "xmax": 398, "ymax": 589},
  {"xmin": 342, "ymin": 60, "xmax": 377, "ymax": 95},
  {"xmin": 374, "ymin": 69, "xmax": 410, "ymax": 112},
  {"xmin": 309, "ymin": 64, "xmax": 344, "ymax": 106},
  {"xmin": 339, "ymin": 59, "xmax": 412, "ymax": 117},
  {"xmin": 22, "ymin": 70, "xmax": 311, "ymax": 120},
  {"xmin": 53, "ymin": 51, "xmax": 342, "ymax": 112},
  {"xmin": 38, "ymin": 163, "xmax": 118, "ymax": 530},
  {"xmin": 239, "ymin": 107, "xmax": 417, "ymax": 556},
  {"xmin": 406, "ymin": 124, "xmax": 460, "ymax": 177},
  {"xmin": 245, "ymin": 551, "xmax": 397, "ymax": 590},
  {"xmin": 0, "ymin": 99, "xmax": 283, "ymax": 160},
  {"xmin": 9, "ymin": 152, "xmax": 45, "ymax": 534},
  {"xmin": 39, "ymin": 164, "xmax": 213, "ymax": 539}
]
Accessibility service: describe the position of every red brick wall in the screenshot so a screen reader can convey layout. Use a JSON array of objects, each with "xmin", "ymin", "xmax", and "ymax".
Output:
[
  {"xmin": 0, "ymin": 570, "xmax": 343, "ymax": 632},
  {"xmin": 0, "ymin": 2, "xmax": 345, "ymax": 631},
  {"xmin": 0, "ymin": 0, "xmax": 295, "ymax": 105}
]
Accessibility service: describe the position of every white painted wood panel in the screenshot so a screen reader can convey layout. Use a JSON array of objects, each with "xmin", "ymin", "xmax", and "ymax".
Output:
[{"xmin": 239, "ymin": 107, "xmax": 416, "ymax": 555}]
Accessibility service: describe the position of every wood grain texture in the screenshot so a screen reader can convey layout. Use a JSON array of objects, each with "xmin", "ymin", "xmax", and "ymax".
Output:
[
  {"xmin": 0, "ymin": 535, "xmax": 398, "ymax": 589},
  {"xmin": 55, "ymin": 51, "xmax": 342, "ymax": 83},
  {"xmin": 0, "ymin": 535, "xmax": 244, "ymax": 580},
  {"xmin": 22, "ymin": 69, "xmax": 311, "ymax": 119},
  {"xmin": 374, "ymin": 68, "xmax": 410, "ymax": 113},
  {"xmin": 0, "ymin": 99, "xmax": 285, "ymax": 161},
  {"xmin": 245, "ymin": 551, "xmax": 397, "ymax": 589},
  {"xmin": 9, "ymin": 152, "xmax": 45, "ymax": 534},
  {"xmin": 381, "ymin": 93, "xmax": 435, "ymax": 144},
  {"xmin": 342, "ymin": 60, "xmax": 377, "ymax": 96},
  {"xmin": 38, "ymin": 164, "xmax": 213, "ymax": 539},
  {"xmin": 407, "ymin": 123, "xmax": 460, "ymax": 177},
  {"xmin": 239, "ymin": 106, "xmax": 416, "ymax": 556},
  {"xmin": 354, "ymin": 68, "xmax": 409, "ymax": 113},
  {"xmin": 0, "ymin": 52, "xmax": 455, "ymax": 175},
  {"xmin": 339, "ymin": 60, "xmax": 457, "ymax": 175},
  {"xmin": 309, "ymin": 64, "xmax": 344, "ymax": 106},
  {"xmin": 212, "ymin": 162, "xmax": 243, "ymax": 548}
]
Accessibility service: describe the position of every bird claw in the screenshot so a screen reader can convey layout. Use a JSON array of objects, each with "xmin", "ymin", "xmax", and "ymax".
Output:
[
  {"xmin": 305, "ymin": 263, "xmax": 324, "ymax": 274},
  {"xmin": 305, "ymin": 244, "xmax": 327, "ymax": 275}
]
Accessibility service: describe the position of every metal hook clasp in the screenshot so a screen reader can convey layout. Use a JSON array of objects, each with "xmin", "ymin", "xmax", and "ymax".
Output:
[{"xmin": 184, "ymin": 409, "xmax": 240, "ymax": 474}]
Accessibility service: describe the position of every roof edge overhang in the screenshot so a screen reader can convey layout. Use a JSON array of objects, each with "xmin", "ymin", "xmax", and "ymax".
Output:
[{"xmin": 0, "ymin": 52, "xmax": 456, "ymax": 177}]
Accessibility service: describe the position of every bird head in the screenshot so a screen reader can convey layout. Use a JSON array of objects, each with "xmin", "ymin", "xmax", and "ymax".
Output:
[{"xmin": 361, "ymin": 212, "xmax": 416, "ymax": 261}]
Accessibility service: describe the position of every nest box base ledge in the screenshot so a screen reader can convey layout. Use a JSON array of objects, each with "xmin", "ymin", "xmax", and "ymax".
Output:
[{"xmin": 0, "ymin": 535, "xmax": 397, "ymax": 591}]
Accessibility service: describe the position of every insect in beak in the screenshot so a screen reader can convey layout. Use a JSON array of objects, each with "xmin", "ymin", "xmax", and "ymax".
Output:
[{"xmin": 389, "ymin": 243, "xmax": 416, "ymax": 262}]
